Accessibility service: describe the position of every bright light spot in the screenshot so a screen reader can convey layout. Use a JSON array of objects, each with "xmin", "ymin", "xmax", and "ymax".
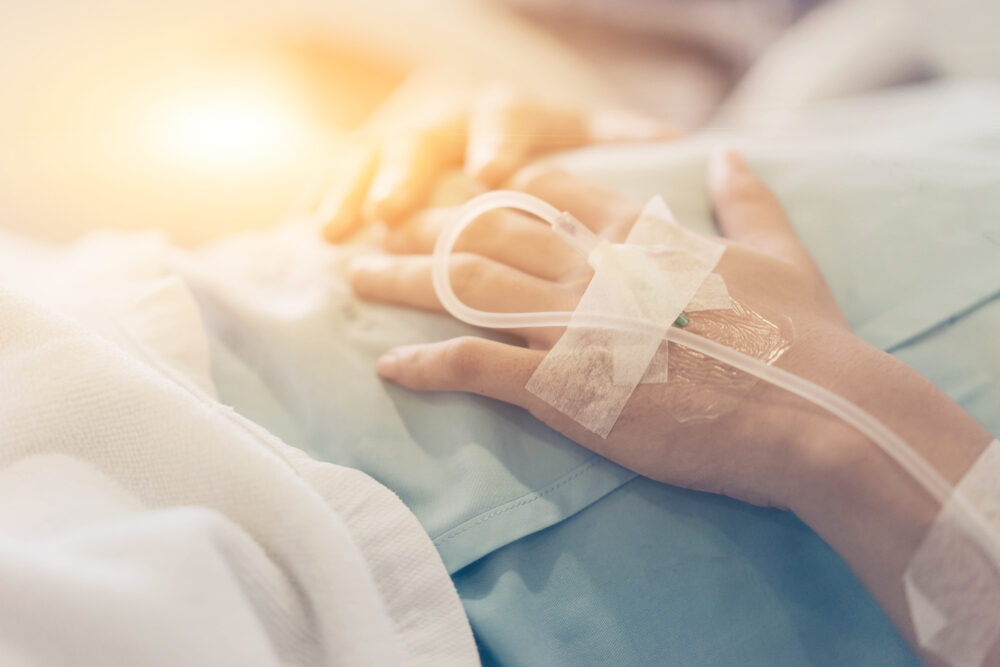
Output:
[
  {"xmin": 160, "ymin": 96, "xmax": 294, "ymax": 164},
  {"xmin": 143, "ymin": 69, "xmax": 312, "ymax": 173}
]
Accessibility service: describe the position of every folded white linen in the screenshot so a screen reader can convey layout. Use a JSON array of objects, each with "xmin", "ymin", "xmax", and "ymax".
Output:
[{"xmin": 0, "ymin": 233, "xmax": 477, "ymax": 666}]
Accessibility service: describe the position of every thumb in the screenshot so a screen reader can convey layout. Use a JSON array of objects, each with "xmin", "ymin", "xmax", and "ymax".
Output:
[{"xmin": 707, "ymin": 150, "xmax": 815, "ymax": 269}]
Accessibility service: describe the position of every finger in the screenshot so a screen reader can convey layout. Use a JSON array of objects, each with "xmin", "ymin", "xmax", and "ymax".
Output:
[
  {"xmin": 510, "ymin": 166, "xmax": 641, "ymax": 239},
  {"xmin": 377, "ymin": 337, "xmax": 544, "ymax": 406},
  {"xmin": 349, "ymin": 253, "xmax": 573, "ymax": 315},
  {"xmin": 465, "ymin": 95, "xmax": 588, "ymax": 187},
  {"xmin": 466, "ymin": 84, "xmax": 679, "ymax": 187},
  {"xmin": 464, "ymin": 110, "xmax": 532, "ymax": 187},
  {"xmin": 321, "ymin": 146, "xmax": 379, "ymax": 243},
  {"xmin": 381, "ymin": 207, "xmax": 587, "ymax": 282},
  {"xmin": 367, "ymin": 115, "xmax": 467, "ymax": 224},
  {"xmin": 707, "ymin": 150, "xmax": 817, "ymax": 269}
]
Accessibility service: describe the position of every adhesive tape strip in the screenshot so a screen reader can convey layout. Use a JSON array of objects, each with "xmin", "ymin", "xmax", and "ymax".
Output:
[
  {"xmin": 686, "ymin": 273, "xmax": 731, "ymax": 312},
  {"xmin": 639, "ymin": 274, "xmax": 732, "ymax": 386},
  {"xmin": 904, "ymin": 438, "xmax": 1000, "ymax": 667},
  {"xmin": 525, "ymin": 196, "xmax": 725, "ymax": 438}
]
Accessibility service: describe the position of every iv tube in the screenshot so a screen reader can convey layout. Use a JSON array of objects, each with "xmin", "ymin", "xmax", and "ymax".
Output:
[{"xmin": 432, "ymin": 191, "xmax": 960, "ymax": 509}]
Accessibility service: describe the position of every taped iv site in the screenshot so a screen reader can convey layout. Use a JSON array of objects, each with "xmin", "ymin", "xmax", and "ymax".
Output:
[
  {"xmin": 5, "ymin": 2, "xmax": 1000, "ymax": 664},
  {"xmin": 432, "ymin": 190, "xmax": 1000, "ymax": 667}
]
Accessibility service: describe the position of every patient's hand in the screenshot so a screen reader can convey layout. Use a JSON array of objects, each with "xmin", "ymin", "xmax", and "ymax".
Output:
[
  {"xmin": 320, "ymin": 85, "xmax": 674, "ymax": 242},
  {"xmin": 348, "ymin": 152, "xmax": 853, "ymax": 510},
  {"xmin": 350, "ymin": 154, "xmax": 997, "ymax": 665}
]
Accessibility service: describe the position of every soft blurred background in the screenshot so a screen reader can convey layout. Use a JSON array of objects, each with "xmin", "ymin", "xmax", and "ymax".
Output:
[{"xmin": 1, "ymin": 0, "xmax": 995, "ymax": 245}]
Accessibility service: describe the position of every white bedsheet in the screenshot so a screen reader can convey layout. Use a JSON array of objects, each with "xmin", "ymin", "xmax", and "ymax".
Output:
[{"xmin": 0, "ymin": 233, "xmax": 477, "ymax": 666}]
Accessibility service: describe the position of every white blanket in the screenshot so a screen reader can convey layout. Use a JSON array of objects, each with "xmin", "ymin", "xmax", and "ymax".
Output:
[{"xmin": 0, "ymin": 232, "xmax": 477, "ymax": 666}]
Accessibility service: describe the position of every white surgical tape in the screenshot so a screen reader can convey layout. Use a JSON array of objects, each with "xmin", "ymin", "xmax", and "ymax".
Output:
[
  {"xmin": 904, "ymin": 438, "xmax": 1000, "ymax": 667},
  {"xmin": 638, "ymin": 274, "xmax": 733, "ymax": 388},
  {"xmin": 525, "ymin": 197, "xmax": 725, "ymax": 438},
  {"xmin": 687, "ymin": 273, "xmax": 731, "ymax": 312}
]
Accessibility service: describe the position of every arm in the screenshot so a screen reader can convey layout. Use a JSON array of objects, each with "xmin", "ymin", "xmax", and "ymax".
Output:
[
  {"xmin": 349, "ymin": 151, "xmax": 997, "ymax": 664},
  {"xmin": 785, "ymin": 327, "xmax": 995, "ymax": 666}
]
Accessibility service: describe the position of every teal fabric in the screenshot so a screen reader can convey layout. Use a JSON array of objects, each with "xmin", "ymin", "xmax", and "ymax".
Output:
[
  {"xmin": 456, "ymin": 478, "xmax": 917, "ymax": 667},
  {"xmin": 190, "ymin": 81, "xmax": 999, "ymax": 665}
]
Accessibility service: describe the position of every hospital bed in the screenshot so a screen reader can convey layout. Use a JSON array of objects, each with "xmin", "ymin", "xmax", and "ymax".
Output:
[{"xmin": 1, "ymin": 1, "xmax": 998, "ymax": 665}]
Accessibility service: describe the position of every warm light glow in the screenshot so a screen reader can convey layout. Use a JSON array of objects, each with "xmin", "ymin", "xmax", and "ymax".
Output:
[
  {"xmin": 147, "ymin": 86, "xmax": 307, "ymax": 171},
  {"xmin": 157, "ymin": 95, "xmax": 297, "ymax": 165},
  {"xmin": 0, "ymin": 21, "xmax": 400, "ymax": 244}
]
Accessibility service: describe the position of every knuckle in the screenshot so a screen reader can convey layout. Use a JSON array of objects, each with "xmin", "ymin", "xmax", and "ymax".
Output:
[
  {"xmin": 450, "ymin": 253, "xmax": 490, "ymax": 290},
  {"xmin": 442, "ymin": 337, "xmax": 482, "ymax": 383},
  {"xmin": 347, "ymin": 267, "xmax": 373, "ymax": 295}
]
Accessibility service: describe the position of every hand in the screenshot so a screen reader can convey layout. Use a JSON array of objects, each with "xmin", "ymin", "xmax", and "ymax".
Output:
[
  {"xmin": 348, "ymin": 151, "xmax": 853, "ymax": 511},
  {"xmin": 350, "ymin": 155, "xmax": 999, "ymax": 663},
  {"xmin": 319, "ymin": 85, "xmax": 676, "ymax": 242}
]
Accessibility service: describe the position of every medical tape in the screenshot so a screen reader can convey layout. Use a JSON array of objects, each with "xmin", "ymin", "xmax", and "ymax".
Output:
[
  {"xmin": 639, "ymin": 276, "xmax": 735, "ymax": 387},
  {"xmin": 646, "ymin": 300, "xmax": 792, "ymax": 425},
  {"xmin": 904, "ymin": 438, "xmax": 1000, "ymax": 667},
  {"xmin": 687, "ymin": 273, "xmax": 731, "ymax": 312},
  {"xmin": 525, "ymin": 196, "xmax": 725, "ymax": 438}
]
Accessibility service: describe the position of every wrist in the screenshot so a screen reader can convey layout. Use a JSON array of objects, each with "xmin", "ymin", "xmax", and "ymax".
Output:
[
  {"xmin": 767, "ymin": 328, "xmax": 995, "ymax": 663},
  {"xmin": 776, "ymin": 324, "xmax": 991, "ymax": 533}
]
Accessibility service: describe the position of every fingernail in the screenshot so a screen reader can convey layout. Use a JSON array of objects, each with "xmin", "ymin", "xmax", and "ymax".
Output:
[{"xmin": 376, "ymin": 350, "xmax": 404, "ymax": 379}]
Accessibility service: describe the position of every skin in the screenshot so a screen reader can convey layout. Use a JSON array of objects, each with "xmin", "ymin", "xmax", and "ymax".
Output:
[
  {"xmin": 318, "ymin": 86, "xmax": 676, "ymax": 242},
  {"xmin": 346, "ymin": 150, "xmax": 998, "ymax": 665}
]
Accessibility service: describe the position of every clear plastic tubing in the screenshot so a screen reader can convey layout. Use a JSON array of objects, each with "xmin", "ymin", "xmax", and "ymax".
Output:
[{"xmin": 433, "ymin": 192, "xmax": 966, "ymax": 501}]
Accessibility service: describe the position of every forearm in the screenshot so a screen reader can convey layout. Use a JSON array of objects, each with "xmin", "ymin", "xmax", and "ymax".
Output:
[{"xmin": 785, "ymin": 329, "xmax": 996, "ymax": 665}]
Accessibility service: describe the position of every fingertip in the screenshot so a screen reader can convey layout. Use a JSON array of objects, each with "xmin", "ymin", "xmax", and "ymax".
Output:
[
  {"xmin": 347, "ymin": 254, "xmax": 389, "ymax": 293},
  {"xmin": 466, "ymin": 134, "xmax": 528, "ymax": 187},
  {"xmin": 464, "ymin": 138, "xmax": 497, "ymax": 181},
  {"xmin": 376, "ymin": 349, "xmax": 401, "ymax": 380},
  {"xmin": 323, "ymin": 211, "xmax": 360, "ymax": 243},
  {"xmin": 707, "ymin": 149, "xmax": 735, "ymax": 195},
  {"xmin": 346, "ymin": 258, "xmax": 366, "ymax": 293},
  {"xmin": 368, "ymin": 188, "xmax": 401, "ymax": 223},
  {"xmin": 377, "ymin": 344, "xmax": 427, "ymax": 387},
  {"xmin": 371, "ymin": 182, "xmax": 424, "ymax": 225}
]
